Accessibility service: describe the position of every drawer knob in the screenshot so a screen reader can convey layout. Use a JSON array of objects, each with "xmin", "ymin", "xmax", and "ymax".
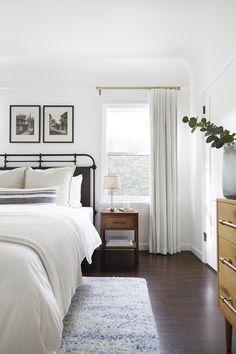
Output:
[
  {"xmin": 219, "ymin": 219, "xmax": 236, "ymax": 229},
  {"xmin": 113, "ymin": 221, "xmax": 126, "ymax": 225},
  {"xmin": 219, "ymin": 257, "xmax": 236, "ymax": 272},
  {"xmin": 220, "ymin": 296, "xmax": 236, "ymax": 315}
]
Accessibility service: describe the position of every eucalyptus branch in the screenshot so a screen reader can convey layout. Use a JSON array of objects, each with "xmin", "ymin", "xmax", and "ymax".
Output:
[{"xmin": 182, "ymin": 116, "xmax": 236, "ymax": 149}]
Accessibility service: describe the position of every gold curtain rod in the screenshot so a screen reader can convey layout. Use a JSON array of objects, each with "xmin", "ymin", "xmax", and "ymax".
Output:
[{"xmin": 96, "ymin": 86, "xmax": 181, "ymax": 95}]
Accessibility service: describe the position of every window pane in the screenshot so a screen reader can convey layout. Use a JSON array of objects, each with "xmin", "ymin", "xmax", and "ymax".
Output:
[
  {"xmin": 108, "ymin": 155, "xmax": 149, "ymax": 196},
  {"xmin": 107, "ymin": 107, "xmax": 150, "ymax": 154}
]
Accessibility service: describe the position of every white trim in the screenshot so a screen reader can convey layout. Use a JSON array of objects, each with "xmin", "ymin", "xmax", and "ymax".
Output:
[
  {"xmin": 140, "ymin": 244, "xmax": 201, "ymax": 255},
  {"xmin": 101, "ymin": 104, "xmax": 109, "ymax": 202},
  {"xmin": 203, "ymin": 58, "xmax": 236, "ymax": 269},
  {"xmin": 101, "ymin": 103, "xmax": 150, "ymax": 202},
  {"xmin": 99, "ymin": 200, "xmax": 150, "ymax": 208},
  {"xmin": 204, "ymin": 55, "xmax": 236, "ymax": 92},
  {"xmin": 103, "ymin": 103, "xmax": 150, "ymax": 111},
  {"xmin": 202, "ymin": 94, "xmax": 211, "ymax": 265},
  {"xmin": 139, "ymin": 243, "xmax": 149, "ymax": 251},
  {"xmin": 181, "ymin": 243, "xmax": 192, "ymax": 251},
  {"xmin": 106, "ymin": 196, "xmax": 150, "ymax": 202},
  {"xmin": 108, "ymin": 152, "xmax": 149, "ymax": 156},
  {"xmin": 191, "ymin": 245, "xmax": 202, "ymax": 261},
  {"xmin": 180, "ymin": 243, "xmax": 202, "ymax": 260}
]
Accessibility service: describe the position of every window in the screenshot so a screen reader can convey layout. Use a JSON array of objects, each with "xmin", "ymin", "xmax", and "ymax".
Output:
[{"xmin": 103, "ymin": 104, "xmax": 150, "ymax": 200}]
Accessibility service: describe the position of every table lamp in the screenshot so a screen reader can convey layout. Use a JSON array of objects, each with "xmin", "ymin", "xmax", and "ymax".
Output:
[{"xmin": 103, "ymin": 175, "xmax": 121, "ymax": 212}]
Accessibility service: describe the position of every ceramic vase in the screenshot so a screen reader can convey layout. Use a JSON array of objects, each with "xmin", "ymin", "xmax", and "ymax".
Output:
[{"xmin": 222, "ymin": 145, "xmax": 236, "ymax": 199}]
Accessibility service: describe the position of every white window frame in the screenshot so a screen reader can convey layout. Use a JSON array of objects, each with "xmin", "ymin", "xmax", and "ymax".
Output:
[{"xmin": 101, "ymin": 103, "xmax": 150, "ymax": 203}]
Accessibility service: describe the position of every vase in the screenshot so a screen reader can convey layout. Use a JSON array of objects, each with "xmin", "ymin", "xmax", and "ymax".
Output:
[{"xmin": 222, "ymin": 145, "xmax": 236, "ymax": 199}]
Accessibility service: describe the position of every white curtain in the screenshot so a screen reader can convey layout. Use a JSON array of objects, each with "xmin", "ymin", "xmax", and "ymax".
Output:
[{"xmin": 149, "ymin": 89, "xmax": 180, "ymax": 254}]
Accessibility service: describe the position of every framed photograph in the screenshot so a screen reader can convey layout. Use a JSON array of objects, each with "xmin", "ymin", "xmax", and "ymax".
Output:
[
  {"xmin": 43, "ymin": 105, "xmax": 74, "ymax": 143},
  {"xmin": 10, "ymin": 105, "xmax": 41, "ymax": 143}
]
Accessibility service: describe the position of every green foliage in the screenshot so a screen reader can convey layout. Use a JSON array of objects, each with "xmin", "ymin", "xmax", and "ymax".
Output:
[{"xmin": 182, "ymin": 116, "xmax": 236, "ymax": 149}]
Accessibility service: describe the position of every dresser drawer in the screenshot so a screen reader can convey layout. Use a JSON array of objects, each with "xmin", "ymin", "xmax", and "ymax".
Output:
[
  {"xmin": 218, "ymin": 201, "xmax": 236, "ymax": 245},
  {"xmin": 219, "ymin": 272, "xmax": 236, "ymax": 326},
  {"xmin": 219, "ymin": 237, "xmax": 236, "ymax": 283},
  {"xmin": 104, "ymin": 215, "xmax": 135, "ymax": 229}
]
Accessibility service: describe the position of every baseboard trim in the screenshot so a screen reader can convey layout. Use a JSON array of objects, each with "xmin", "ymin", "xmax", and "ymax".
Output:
[
  {"xmin": 139, "ymin": 243, "xmax": 202, "ymax": 258},
  {"xmin": 97, "ymin": 243, "xmax": 203, "ymax": 259},
  {"xmin": 191, "ymin": 245, "xmax": 202, "ymax": 261},
  {"xmin": 139, "ymin": 243, "xmax": 149, "ymax": 251},
  {"xmin": 206, "ymin": 263, "xmax": 217, "ymax": 274},
  {"xmin": 181, "ymin": 243, "xmax": 192, "ymax": 251}
]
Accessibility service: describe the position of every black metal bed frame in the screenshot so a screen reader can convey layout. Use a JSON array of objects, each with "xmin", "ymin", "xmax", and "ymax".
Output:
[{"xmin": 0, "ymin": 153, "xmax": 97, "ymax": 223}]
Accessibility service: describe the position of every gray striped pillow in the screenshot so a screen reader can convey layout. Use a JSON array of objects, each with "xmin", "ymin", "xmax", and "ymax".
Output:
[{"xmin": 0, "ymin": 187, "xmax": 58, "ymax": 204}]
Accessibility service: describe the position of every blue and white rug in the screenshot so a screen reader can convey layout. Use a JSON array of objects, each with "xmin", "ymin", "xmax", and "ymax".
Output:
[{"xmin": 58, "ymin": 277, "xmax": 160, "ymax": 353}]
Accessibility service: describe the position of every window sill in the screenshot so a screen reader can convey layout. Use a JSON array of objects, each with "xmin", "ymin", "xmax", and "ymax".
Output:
[{"xmin": 99, "ymin": 200, "xmax": 150, "ymax": 209}]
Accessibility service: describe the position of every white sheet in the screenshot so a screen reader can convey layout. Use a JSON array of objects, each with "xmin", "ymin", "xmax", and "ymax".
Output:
[
  {"xmin": 78, "ymin": 206, "xmax": 93, "ymax": 223},
  {"xmin": 0, "ymin": 205, "xmax": 101, "ymax": 354}
]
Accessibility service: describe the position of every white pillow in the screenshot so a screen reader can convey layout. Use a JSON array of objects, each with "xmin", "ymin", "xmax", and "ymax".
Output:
[
  {"xmin": 69, "ymin": 174, "xmax": 83, "ymax": 207},
  {"xmin": 25, "ymin": 166, "xmax": 75, "ymax": 205},
  {"xmin": 0, "ymin": 187, "xmax": 58, "ymax": 205},
  {"xmin": 0, "ymin": 167, "xmax": 26, "ymax": 188}
]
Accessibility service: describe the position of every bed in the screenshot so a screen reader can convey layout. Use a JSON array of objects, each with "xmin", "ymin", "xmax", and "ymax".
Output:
[{"xmin": 0, "ymin": 153, "xmax": 101, "ymax": 354}]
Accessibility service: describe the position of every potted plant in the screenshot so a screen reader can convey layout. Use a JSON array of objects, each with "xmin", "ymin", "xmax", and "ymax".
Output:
[{"xmin": 182, "ymin": 116, "xmax": 236, "ymax": 199}]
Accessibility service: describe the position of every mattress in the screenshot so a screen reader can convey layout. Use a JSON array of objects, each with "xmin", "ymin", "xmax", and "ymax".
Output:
[{"xmin": 0, "ymin": 204, "xmax": 94, "ymax": 223}]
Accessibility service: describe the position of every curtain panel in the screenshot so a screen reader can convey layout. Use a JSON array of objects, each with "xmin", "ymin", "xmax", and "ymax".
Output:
[{"xmin": 149, "ymin": 89, "xmax": 180, "ymax": 254}]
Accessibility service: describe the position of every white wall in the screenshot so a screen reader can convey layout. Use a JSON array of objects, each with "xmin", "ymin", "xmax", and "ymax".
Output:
[
  {"xmin": 187, "ymin": 60, "xmax": 236, "ymax": 264},
  {"xmin": 205, "ymin": 59, "xmax": 236, "ymax": 269},
  {"xmin": 183, "ymin": 0, "xmax": 236, "ymax": 263},
  {"xmin": 0, "ymin": 60, "xmax": 192, "ymax": 250}
]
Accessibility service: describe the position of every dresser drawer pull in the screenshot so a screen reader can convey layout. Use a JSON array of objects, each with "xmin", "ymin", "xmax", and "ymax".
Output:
[
  {"xmin": 219, "ymin": 257, "xmax": 236, "ymax": 272},
  {"xmin": 113, "ymin": 221, "xmax": 126, "ymax": 225},
  {"xmin": 220, "ymin": 296, "xmax": 236, "ymax": 314},
  {"xmin": 219, "ymin": 219, "xmax": 236, "ymax": 229}
]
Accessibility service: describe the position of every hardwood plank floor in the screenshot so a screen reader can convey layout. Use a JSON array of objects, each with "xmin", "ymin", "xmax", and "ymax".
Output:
[{"xmin": 82, "ymin": 251, "xmax": 236, "ymax": 354}]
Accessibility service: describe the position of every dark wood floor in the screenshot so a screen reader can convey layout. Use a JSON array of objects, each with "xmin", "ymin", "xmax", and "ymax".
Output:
[{"xmin": 82, "ymin": 250, "xmax": 236, "ymax": 354}]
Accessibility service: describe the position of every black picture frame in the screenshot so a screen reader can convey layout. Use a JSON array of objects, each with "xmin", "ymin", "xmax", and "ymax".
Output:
[
  {"xmin": 43, "ymin": 105, "xmax": 74, "ymax": 143},
  {"xmin": 10, "ymin": 105, "xmax": 41, "ymax": 143}
]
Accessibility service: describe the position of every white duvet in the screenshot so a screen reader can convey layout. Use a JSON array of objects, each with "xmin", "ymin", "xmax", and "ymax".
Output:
[{"xmin": 0, "ymin": 205, "xmax": 101, "ymax": 354}]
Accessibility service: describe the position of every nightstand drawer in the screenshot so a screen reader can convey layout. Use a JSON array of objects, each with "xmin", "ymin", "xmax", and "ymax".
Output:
[
  {"xmin": 104, "ymin": 216, "xmax": 135, "ymax": 229},
  {"xmin": 219, "ymin": 237, "xmax": 236, "ymax": 283},
  {"xmin": 219, "ymin": 272, "xmax": 236, "ymax": 326},
  {"xmin": 218, "ymin": 201, "xmax": 236, "ymax": 245}
]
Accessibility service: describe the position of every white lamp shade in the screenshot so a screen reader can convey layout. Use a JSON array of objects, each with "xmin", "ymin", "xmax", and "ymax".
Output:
[{"xmin": 103, "ymin": 175, "xmax": 121, "ymax": 189}]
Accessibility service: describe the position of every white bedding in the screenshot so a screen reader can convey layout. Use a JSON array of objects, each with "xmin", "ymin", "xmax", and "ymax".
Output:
[
  {"xmin": 0, "ymin": 205, "xmax": 101, "ymax": 354},
  {"xmin": 76, "ymin": 206, "xmax": 93, "ymax": 223}
]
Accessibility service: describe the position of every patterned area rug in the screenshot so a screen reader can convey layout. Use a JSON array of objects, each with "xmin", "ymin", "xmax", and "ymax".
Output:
[{"xmin": 58, "ymin": 277, "xmax": 160, "ymax": 353}]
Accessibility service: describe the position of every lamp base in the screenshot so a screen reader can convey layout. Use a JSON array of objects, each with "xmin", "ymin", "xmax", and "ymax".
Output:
[{"xmin": 106, "ymin": 207, "xmax": 116, "ymax": 212}]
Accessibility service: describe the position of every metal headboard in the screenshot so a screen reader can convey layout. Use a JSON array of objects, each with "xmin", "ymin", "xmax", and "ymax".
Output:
[{"xmin": 0, "ymin": 153, "xmax": 97, "ymax": 224}]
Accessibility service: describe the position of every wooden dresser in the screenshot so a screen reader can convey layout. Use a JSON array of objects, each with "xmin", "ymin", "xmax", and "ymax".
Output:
[{"xmin": 217, "ymin": 198, "xmax": 236, "ymax": 352}]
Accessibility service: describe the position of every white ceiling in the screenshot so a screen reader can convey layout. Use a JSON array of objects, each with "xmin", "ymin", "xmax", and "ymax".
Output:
[{"xmin": 0, "ymin": 0, "xmax": 235, "ymax": 87}]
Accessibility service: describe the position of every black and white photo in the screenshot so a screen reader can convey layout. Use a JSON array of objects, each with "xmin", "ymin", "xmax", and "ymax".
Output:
[
  {"xmin": 10, "ymin": 105, "xmax": 41, "ymax": 143},
  {"xmin": 43, "ymin": 105, "xmax": 74, "ymax": 143}
]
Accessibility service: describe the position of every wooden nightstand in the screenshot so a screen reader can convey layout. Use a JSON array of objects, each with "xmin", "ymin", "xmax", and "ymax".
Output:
[{"xmin": 100, "ymin": 210, "xmax": 139, "ymax": 263}]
